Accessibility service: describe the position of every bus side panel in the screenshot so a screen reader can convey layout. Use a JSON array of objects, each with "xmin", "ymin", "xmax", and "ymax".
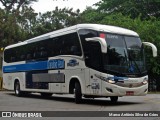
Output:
[
  {"xmin": 63, "ymin": 56, "xmax": 86, "ymax": 94},
  {"xmin": 65, "ymin": 68, "xmax": 85, "ymax": 94},
  {"xmin": 48, "ymin": 70, "xmax": 65, "ymax": 93},
  {"xmin": 3, "ymin": 72, "xmax": 26, "ymax": 91},
  {"xmin": 89, "ymin": 69, "xmax": 102, "ymax": 95}
]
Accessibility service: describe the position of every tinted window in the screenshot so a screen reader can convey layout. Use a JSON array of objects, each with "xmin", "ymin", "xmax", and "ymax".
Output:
[
  {"xmin": 78, "ymin": 29, "xmax": 98, "ymax": 56},
  {"xmin": 105, "ymin": 34, "xmax": 126, "ymax": 66},
  {"xmin": 53, "ymin": 33, "xmax": 82, "ymax": 56},
  {"xmin": 125, "ymin": 36, "xmax": 142, "ymax": 48},
  {"xmin": 4, "ymin": 32, "xmax": 82, "ymax": 63},
  {"xmin": 78, "ymin": 29, "xmax": 102, "ymax": 70}
]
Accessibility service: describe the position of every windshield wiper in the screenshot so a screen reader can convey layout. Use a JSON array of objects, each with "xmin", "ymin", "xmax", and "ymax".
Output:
[
  {"xmin": 123, "ymin": 49, "xmax": 128, "ymax": 64},
  {"xmin": 105, "ymin": 68, "xmax": 124, "ymax": 76}
]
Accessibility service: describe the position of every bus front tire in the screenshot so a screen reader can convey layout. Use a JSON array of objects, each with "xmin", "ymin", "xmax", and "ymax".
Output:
[
  {"xmin": 74, "ymin": 82, "xmax": 82, "ymax": 104},
  {"xmin": 110, "ymin": 96, "xmax": 118, "ymax": 103},
  {"xmin": 14, "ymin": 81, "xmax": 22, "ymax": 97}
]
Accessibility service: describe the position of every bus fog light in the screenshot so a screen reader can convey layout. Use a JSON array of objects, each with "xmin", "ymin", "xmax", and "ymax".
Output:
[{"xmin": 106, "ymin": 88, "xmax": 113, "ymax": 93}]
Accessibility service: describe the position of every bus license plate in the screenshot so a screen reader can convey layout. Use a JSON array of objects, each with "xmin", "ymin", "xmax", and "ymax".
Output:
[{"xmin": 126, "ymin": 91, "xmax": 134, "ymax": 96}]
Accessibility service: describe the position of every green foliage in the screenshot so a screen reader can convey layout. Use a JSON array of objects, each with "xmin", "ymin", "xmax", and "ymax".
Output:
[
  {"xmin": 31, "ymin": 7, "xmax": 82, "ymax": 37},
  {"xmin": 0, "ymin": 8, "xmax": 24, "ymax": 47},
  {"xmin": 96, "ymin": 0, "xmax": 160, "ymax": 19},
  {"xmin": 0, "ymin": 0, "xmax": 38, "ymax": 47},
  {"xmin": 80, "ymin": 7, "xmax": 105, "ymax": 23},
  {"xmin": 0, "ymin": 0, "xmax": 38, "ymax": 12},
  {"xmin": 0, "ymin": 1, "xmax": 83, "ymax": 47}
]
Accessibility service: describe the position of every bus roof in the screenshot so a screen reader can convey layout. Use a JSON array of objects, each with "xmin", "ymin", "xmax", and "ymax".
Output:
[
  {"xmin": 5, "ymin": 24, "xmax": 139, "ymax": 49},
  {"xmin": 77, "ymin": 24, "xmax": 139, "ymax": 36}
]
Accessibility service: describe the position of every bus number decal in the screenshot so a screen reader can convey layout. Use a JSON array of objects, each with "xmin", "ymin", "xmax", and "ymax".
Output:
[{"xmin": 48, "ymin": 59, "xmax": 65, "ymax": 69}]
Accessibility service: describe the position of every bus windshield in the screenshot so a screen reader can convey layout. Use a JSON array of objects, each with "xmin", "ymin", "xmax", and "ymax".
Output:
[{"xmin": 102, "ymin": 33, "xmax": 146, "ymax": 77}]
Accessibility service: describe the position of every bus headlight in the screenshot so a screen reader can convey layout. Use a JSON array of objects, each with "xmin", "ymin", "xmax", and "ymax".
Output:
[
  {"xmin": 142, "ymin": 79, "xmax": 148, "ymax": 85},
  {"xmin": 108, "ymin": 80, "xmax": 116, "ymax": 84},
  {"xmin": 94, "ymin": 74, "xmax": 115, "ymax": 84}
]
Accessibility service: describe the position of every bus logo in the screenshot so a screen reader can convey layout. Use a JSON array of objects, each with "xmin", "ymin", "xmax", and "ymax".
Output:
[{"xmin": 67, "ymin": 59, "xmax": 79, "ymax": 67}]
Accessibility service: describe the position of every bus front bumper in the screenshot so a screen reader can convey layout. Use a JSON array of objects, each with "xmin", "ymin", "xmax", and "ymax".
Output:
[{"xmin": 103, "ymin": 83, "xmax": 148, "ymax": 96}]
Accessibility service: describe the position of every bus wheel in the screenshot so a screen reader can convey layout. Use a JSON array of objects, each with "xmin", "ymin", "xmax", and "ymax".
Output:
[
  {"xmin": 74, "ymin": 82, "xmax": 82, "ymax": 104},
  {"xmin": 110, "ymin": 96, "xmax": 118, "ymax": 103},
  {"xmin": 40, "ymin": 93, "xmax": 53, "ymax": 97},
  {"xmin": 14, "ymin": 81, "xmax": 22, "ymax": 97}
]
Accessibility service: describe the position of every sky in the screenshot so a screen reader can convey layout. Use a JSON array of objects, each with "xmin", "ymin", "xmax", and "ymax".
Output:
[{"xmin": 31, "ymin": 0, "xmax": 101, "ymax": 13}]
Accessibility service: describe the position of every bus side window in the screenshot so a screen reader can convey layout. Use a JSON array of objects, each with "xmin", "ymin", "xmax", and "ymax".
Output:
[
  {"xmin": 40, "ymin": 47, "xmax": 48, "ymax": 58},
  {"xmin": 33, "ymin": 52, "xmax": 41, "ymax": 59},
  {"xmin": 60, "ymin": 39, "xmax": 66, "ymax": 55},
  {"xmin": 4, "ymin": 49, "xmax": 11, "ymax": 63},
  {"xmin": 27, "ymin": 54, "xmax": 32, "ymax": 60},
  {"xmin": 85, "ymin": 42, "xmax": 102, "ymax": 70},
  {"xmin": 78, "ymin": 29, "xmax": 98, "ymax": 56},
  {"xmin": 41, "ymin": 51, "xmax": 47, "ymax": 57},
  {"xmin": 54, "ymin": 38, "xmax": 61, "ymax": 55},
  {"xmin": 71, "ymin": 46, "xmax": 79, "ymax": 55},
  {"xmin": 62, "ymin": 32, "xmax": 82, "ymax": 56},
  {"xmin": 78, "ymin": 29, "xmax": 101, "ymax": 70},
  {"xmin": 48, "ymin": 37, "xmax": 58, "ymax": 57},
  {"xmin": 20, "ymin": 55, "xmax": 25, "ymax": 61},
  {"xmin": 11, "ymin": 57, "xmax": 16, "ymax": 62}
]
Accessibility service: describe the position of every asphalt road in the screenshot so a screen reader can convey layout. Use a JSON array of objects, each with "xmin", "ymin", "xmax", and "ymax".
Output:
[{"xmin": 0, "ymin": 91, "xmax": 160, "ymax": 120}]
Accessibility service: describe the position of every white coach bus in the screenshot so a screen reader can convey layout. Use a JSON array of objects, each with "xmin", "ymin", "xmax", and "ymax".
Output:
[{"xmin": 3, "ymin": 24, "xmax": 157, "ymax": 103}]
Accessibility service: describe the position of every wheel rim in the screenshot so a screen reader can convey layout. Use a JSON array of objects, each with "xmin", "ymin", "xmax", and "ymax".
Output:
[
  {"xmin": 15, "ymin": 84, "xmax": 19, "ymax": 95},
  {"xmin": 73, "ymin": 88, "xmax": 76, "ymax": 97}
]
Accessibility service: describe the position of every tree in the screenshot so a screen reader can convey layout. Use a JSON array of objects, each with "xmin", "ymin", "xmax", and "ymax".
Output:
[
  {"xmin": 80, "ymin": 7, "xmax": 105, "ymax": 23},
  {"xmin": 0, "ymin": 0, "xmax": 38, "ymax": 12},
  {"xmin": 95, "ymin": 0, "xmax": 160, "ymax": 19},
  {"xmin": 31, "ymin": 7, "xmax": 83, "ymax": 36},
  {"xmin": 0, "ymin": 0, "xmax": 38, "ymax": 47},
  {"xmin": 0, "ymin": 8, "xmax": 23, "ymax": 47},
  {"xmin": 17, "ymin": 5, "xmax": 38, "ymax": 39}
]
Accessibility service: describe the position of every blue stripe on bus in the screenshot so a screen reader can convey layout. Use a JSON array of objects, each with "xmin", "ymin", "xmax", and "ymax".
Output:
[{"xmin": 3, "ymin": 59, "xmax": 65, "ymax": 73}]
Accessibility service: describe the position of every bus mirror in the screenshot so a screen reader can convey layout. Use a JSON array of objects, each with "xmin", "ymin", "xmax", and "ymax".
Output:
[
  {"xmin": 85, "ymin": 37, "xmax": 107, "ymax": 53},
  {"xmin": 142, "ymin": 42, "xmax": 157, "ymax": 57}
]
